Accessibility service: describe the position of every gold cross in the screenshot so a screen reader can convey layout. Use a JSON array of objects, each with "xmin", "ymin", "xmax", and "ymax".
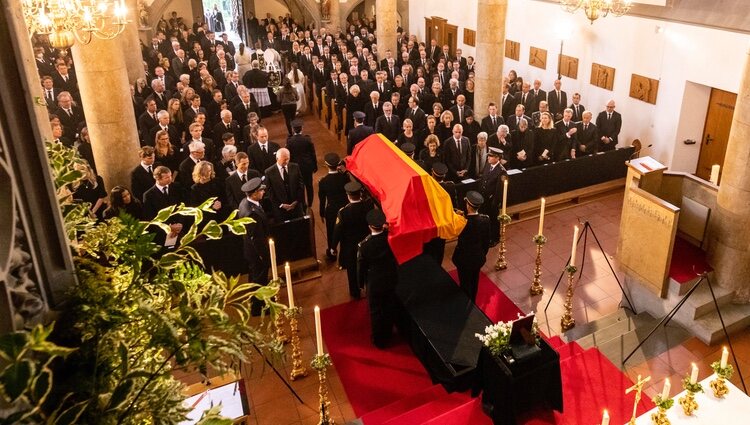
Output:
[{"xmin": 625, "ymin": 374, "xmax": 651, "ymax": 425}]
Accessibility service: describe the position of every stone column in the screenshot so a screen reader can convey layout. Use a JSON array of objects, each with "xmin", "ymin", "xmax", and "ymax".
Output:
[
  {"xmin": 709, "ymin": 48, "xmax": 750, "ymax": 303},
  {"xmin": 473, "ymin": 0, "xmax": 507, "ymax": 121},
  {"xmin": 328, "ymin": 0, "xmax": 341, "ymax": 33},
  {"xmin": 121, "ymin": 0, "xmax": 145, "ymax": 84},
  {"xmin": 376, "ymin": 0, "xmax": 397, "ymax": 66},
  {"xmin": 71, "ymin": 38, "xmax": 141, "ymax": 190}
]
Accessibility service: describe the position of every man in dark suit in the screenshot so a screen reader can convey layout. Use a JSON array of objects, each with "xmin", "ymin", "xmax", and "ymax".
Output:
[
  {"xmin": 347, "ymin": 111, "xmax": 375, "ymax": 154},
  {"xmin": 452, "ymin": 191, "xmax": 491, "ymax": 303},
  {"xmin": 247, "ymin": 126, "xmax": 280, "ymax": 174},
  {"xmin": 573, "ymin": 111, "xmax": 599, "ymax": 158},
  {"xmin": 374, "ymin": 102, "xmax": 401, "ymax": 142},
  {"xmin": 142, "ymin": 166, "xmax": 186, "ymax": 246},
  {"xmin": 232, "ymin": 91, "xmax": 259, "ymax": 129},
  {"xmin": 286, "ymin": 119, "xmax": 318, "ymax": 207},
  {"xmin": 555, "ymin": 108, "xmax": 578, "ymax": 161},
  {"xmin": 41, "ymin": 76, "xmax": 62, "ymax": 113},
  {"xmin": 178, "ymin": 140, "xmax": 207, "ymax": 188},
  {"xmin": 478, "ymin": 148, "xmax": 507, "ymax": 246},
  {"xmin": 506, "ymin": 105, "xmax": 532, "ymax": 133},
  {"xmin": 449, "ymin": 95, "xmax": 472, "ymax": 127},
  {"xmin": 318, "ymin": 153, "xmax": 349, "ymax": 260},
  {"xmin": 547, "ymin": 79, "xmax": 568, "ymax": 121},
  {"xmin": 570, "ymin": 93, "xmax": 586, "ymax": 123},
  {"xmin": 335, "ymin": 73, "xmax": 352, "ymax": 131},
  {"xmin": 263, "ymin": 148, "xmax": 306, "ymax": 221},
  {"xmin": 595, "ymin": 100, "xmax": 622, "ymax": 152},
  {"xmin": 428, "ymin": 39, "xmax": 441, "ymax": 63},
  {"xmin": 138, "ymin": 99, "xmax": 160, "ymax": 145},
  {"xmin": 131, "ymin": 146, "xmax": 156, "ymax": 202},
  {"xmin": 500, "ymin": 84, "xmax": 516, "ymax": 119},
  {"xmin": 515, "ymin": 82, "xmax": 535, "ymax": 116},
  {"xmin": 363, "ymin": 91, "xmax": 382, "ymax": 127},
  {"xmin": 357, "ymin": 209, "xmax": 399, "ymax": 348},
  {"xmin": 404, "ymin": 96, "xmax": 426, "ymax": 132},
  {"xmin": 237, "ymin": 177, "xmax": 271, "ymax": 316},
  {"xmin": 54, "ymin": 91, "xmax": 85, "ymax": 140},
  {"xmin": 213, "ymin": 110, "xmax": 242, "ymax": 151},
  {"xmin": 333, "ymin": 182, "xmax": 373, "ymax": 299},
  {"xmin": 225, "ymin": 152, "xmax": 261, "ymax": 210},
  {"xmin": 481, "ymin": 103, "xmax": 504, "ymax": 135},
  {"xmin": 147, "ymin": 79, "xmax": 171, "ymax": 111},
  {"xmin": 149, "ymin": 111, "xmax": 181, "ymax": 149},
  {"xmin": 443, "ymin": 124, "xmax": 472, "ymax": 182},
  {"xmin": 51, "ymin": 61, "xmax": 77, "ymax": 96},
  {"xmin": 530, "ymin": 79, "xmax": 547, "ymax": 115}
]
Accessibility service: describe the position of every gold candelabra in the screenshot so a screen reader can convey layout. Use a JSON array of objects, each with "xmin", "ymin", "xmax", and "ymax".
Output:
[
  {"xmin": 529, "ymin": 235, "xmax": 547, "ymax": 296},
  {"xmin": 678, "ymin": 377, "xmax": 703, "ymax": 416},
  {"xmin": 285, "ymin": 307, "xmax": 308, "ymax": 380},
  {"xmin": 271, "ymin": 285, "xmax": 289, "ymax": 344},
  {"xmin": 495, "ymin": 214, "xmax": 511, "ymax": 270},
  {"xmin": 650, "ymin": 395, "xmax": 673, "ymax": 425},
  {"xmin": 710, "ymin": 361, "xmax": 733, "ymax": 398},
  {"xmin": 626, "ymin": 374, "xmax": 651, "ymax": 425},
  {"xmin": 560, "ymin": 265, "xmax": 577, "ymax": 331},
  {"xmin": 311, "ymin": 353, "xmax": 335, "ymax": 425}
]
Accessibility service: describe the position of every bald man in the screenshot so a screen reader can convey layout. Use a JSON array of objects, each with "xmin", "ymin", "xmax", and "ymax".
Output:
[
  {"xmin": 595, "ymin": 99, "xmax": 622, "ymax": 152},
  {"xmin": 264, "ymin": 147, "xmax": 306, "ymax": 221}
]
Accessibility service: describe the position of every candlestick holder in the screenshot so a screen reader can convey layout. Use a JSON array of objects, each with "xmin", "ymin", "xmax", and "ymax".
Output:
[
  {"xmin": 494, "ymin": 214, "xmax": 512, "ymax": 270},
  {"xmin": 626, "ymin": 374, "xmax": 650, "ymax": 425},
  {"xmin": 529, "ymin": 234, "xmax": 547, "ymax": 296},
  {"xmin": 311, "ymin": 353, "xmax": 335, "ymax": 425},
  {"xmin": 678, "ymin": 377, "xmax": 703, "ymax": 416},
  {"xmin": 285, "ymin": 306, "xmax": 308, "ymax": 380},
  {"xmin": 271, "ymin": 279, "xmax": 289, "ymax": 344},
  {"xmin": 649, "ymin": 395, "xmax": 673, "ymax": 425},
  {"xmin": 709, "ymin": 361, "xmax": 733, "ymax": 398},
  {"xmin": 560, "ymin": 265, "xmax": 577, "ymax": 331}
]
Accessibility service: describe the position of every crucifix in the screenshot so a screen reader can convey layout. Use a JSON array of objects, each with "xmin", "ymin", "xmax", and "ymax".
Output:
[{"xmin": 625, "ymin": 374, "xmax": 651, "ymax": 425}]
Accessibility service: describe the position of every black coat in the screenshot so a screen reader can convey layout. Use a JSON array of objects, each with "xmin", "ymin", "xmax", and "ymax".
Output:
[
  {"xmin": 318, "ymin": 172, "xmax": 350, "ymax": 220},
  {"xmin": 142, "ymin": 183, "xmax": 186, "ymax": 220},
  {"xmin": 264, "ymin": 162, "xmax": 306, "ymax": 219},
  {"xmin": 286, "ymin": 133, "xmax": 318, "ymax": 176},
  {"xmin": 224, "ymin": 169, "xmax": 261, "ymax": 210},
  {"xmin": 347, "ymin": 124, "xmax": 375, "ymax": 154},
  {"xmin": 247, "ymin": 141, "xmax": 280, "ymax": 174},
  {"xmin": 333, "ymin": 201, "xmax": 373, "ymax": 269},
  {"xmin": 575, "ymin": 122, "xmax": 599, "ymax": 156},
  {"xmin": 131, "ymin": 164, "xmax": 155, "ymax": 202},
  {"xmin": 452, "ymin": 213, "xmax": 491, "ymax": 270},
  {"xmin": 374, "ymin": 114, "xmax": 401, "ymax": 143},
  {"xmin": 595, "ymin": 110, "xmax": 622, "ymax": 151},
  {"xmin": 238, "ymin": 198, "xmax": 271, "ymax": 270},
  {"xmin": 357, "ymin": 231, "xmax": 398, "ymax": 293}
]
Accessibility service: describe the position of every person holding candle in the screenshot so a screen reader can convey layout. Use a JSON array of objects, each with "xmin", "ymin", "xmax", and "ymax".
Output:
[
  {"xmin": 237, "ymin": 177, "xmax": 271, "ymax": 316},
  {"xmin": 333, "ymin": 181, "xmax": 374, "ymax": 299},
  {"xmin": 452, "ymin": 191, "xmax": 491, "ymax": 302},
  {"xmin": 357, "ymin": 209, "xmax": 399, "ymax": 348},
  {"xmin": 477, "ymin": 147, "xmax": 507, "ymax": 247}
]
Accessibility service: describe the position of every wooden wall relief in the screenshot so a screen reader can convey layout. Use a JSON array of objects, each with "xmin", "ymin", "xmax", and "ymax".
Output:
[
  {"xmin": 529, "ymin": 46, "xmax": 547, "ymax": 69},
  {"xmin": 591, "ymin": 63, "xmax": 615, "ymax": 90},
  {"xmin": 630, "ymin": 74, "xmax": 659, "ymax": 104},
  {"xmin": 463, "ymin": 29, "xmax": 476, "ymax": 47},
  {"xmin": 559, "ymin": 54, "xmax": 579, "ymax": 79},
  {"xmin": 505, "ymin": 40, "xmax": 520, "ymax": 61}
]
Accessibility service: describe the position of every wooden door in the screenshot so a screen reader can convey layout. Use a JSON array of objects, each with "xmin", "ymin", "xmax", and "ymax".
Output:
[
  {"xmin": 446, "ymin": 24, "xmax": 458, "ymax": 56},
  {"xmin": 695, "ymin": 88, "xmax": 737, "ymax": 181}
]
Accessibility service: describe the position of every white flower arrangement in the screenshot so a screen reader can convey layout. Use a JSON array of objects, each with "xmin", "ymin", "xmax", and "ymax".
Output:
[{"xmin": 475, "ymin": 312, "xmax": 540, "ymax": 357}]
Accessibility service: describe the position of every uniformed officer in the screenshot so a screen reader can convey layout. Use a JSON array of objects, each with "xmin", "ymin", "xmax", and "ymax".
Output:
[
  {"xmin": 478, "ymin": 146, "xmax": 507, "ymax": 247},
  {"xmin": 432, "ymin": 162, "xmax": 458, "ymax": 209},
  {"xmin": 286, "ymin": 118, "xmax": 318, "ymax": 207},
  {"xmin": 318, "ymin": 152, "xmax": 349, "ymax": 260},
  {"xmin": 237, "ymin": 177, "xmax": 271, "ymax": 316},
  {"xmin": 422, "ymin": 162, "xmax": 455, "ymax": 266},
  {"xmin": 333, "ymin": 181, "xmax": 373, "ymax": 299},
  {"xmin": 347, "ymin": 111, "xmax": 374, "ymax": 154},
  {"xmin": 400, "ymin": 142, "xmax": 416, "ymax": 160},
  {"xmin": 452, "ymin": 191, "xmax": 491, "ymax": 303},
  {"xmin": 357, "ymin": 209, "xmax": 399, "ymax": 348}
]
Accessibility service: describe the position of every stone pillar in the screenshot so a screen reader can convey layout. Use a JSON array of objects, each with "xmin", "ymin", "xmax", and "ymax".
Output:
[
  {"xmin": 121, "ymin": 0, "xmax": 145, "ymax": 84},
  {"xmin": 328, "ymin": 0, "xmax": 341, "ymax": 33},
  {"xmin": 71, "ymin": 38, "xmax": 141, "ymax": 190},
  {"xmin": 376, "ymin": 0, "xmax": 397, "ymax": 66},
  {"xmin": 709, "ymin": 48, "xmax": 750, "ymax": 303},
  {"xmin": 473, "ymin": 0, "xmax": 507, "ymax": 121}
]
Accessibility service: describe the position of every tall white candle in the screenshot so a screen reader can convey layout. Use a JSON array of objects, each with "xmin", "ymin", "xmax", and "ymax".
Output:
[
  {"xmin": 285, "ymin": 262, "xmax": 294, "ymax": 308},
  {"xmin": 661, "ymin": 378, "xmax": 671, "ymax": 400},
  {"xmin": 314, "ymin": 305, "xmax": 323, "ymax": 355},
  {"xmin": 501, "ymin": 179, "xmax": 508, "ymax": 216},
  {"xmin": 690, "ymin": 363, "xmax": 699, "ymax": 384},
  {"xmin": 709, "ymin": 164, "xmax": 720, "ymax": 185},
  {"xmin": 269, "ymin": 238, "xmax": 278, "ymax": 281},
  {"xmin": 570, "ymin": 226, "xmax": 580, "ymax": 266},
  {"xmin": 601, "ymin": 409, "xmax": 609, "ymax": 425},
  {"xmin": 721, "ymin": 346, "xmax": 729, "ymax": 368},
  {"xmin": 538, "ymin": 198, "xmax": 546, "ymax": 236}
]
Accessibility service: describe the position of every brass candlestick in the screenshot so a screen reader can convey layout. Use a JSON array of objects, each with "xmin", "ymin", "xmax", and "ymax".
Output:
[
  {"xmin": 311, "ymin": 354, "xmax": 335, "ymax": 425},
  {"xmin": 285, "ymin": 306, "xmax": 308, "ymax": 380},
  {"xmin": 678, "ymin": 377, "xmax": 703, "ymax": 416},
  {"xmin": 560, "ymin": 265, "xmax": 577, "ymax": 331},
  {"xmin": 650, "ymin": 395, "xmax": 673, "ymax": 425},
  {"xmin": 529, "ymin": 234, "xmax": 547, "ymax": 296},
  {"xmin": 270, "ymin": 280, "xmax": 289, "ymax": 344},
  {"xmin": 710, "ymin": 361, "xmax": 734, "ymax": 398},
  {"xmin": 495, "ymin": 214, "xmax": 512, "ymax": 270},
  {"xmin": 626, "ymin": 374, "xmax": 651, "ymax": 425}
]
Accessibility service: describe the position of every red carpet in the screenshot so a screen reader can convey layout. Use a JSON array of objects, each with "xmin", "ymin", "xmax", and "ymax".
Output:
[
  {"xmin": 669, "ymin": 236, "xmax": 713, "ymax": 284},
  {"xmin": 322, "ymin": 271, "xmax": 654, "ymax": 424}
]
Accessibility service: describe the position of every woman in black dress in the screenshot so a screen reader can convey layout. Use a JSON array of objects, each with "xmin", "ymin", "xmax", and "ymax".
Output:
[
  {"xmin": 511, "ymin": 118, "xmax": 535, "ymax": 170},
  {"xmin": 396, "ymin": 118, "xmax": 417, "ymax": 149},
  {"xmin": 534, "ymin": 113, "xmax": 556, "ymax": 166},
  {"xmin": 437, "ymin": 110, "xmax": 455, "ymax": 142},
  {"xmin": 154, "ymin": 130, "xmax": 181, "ymax": 174},
  {"xmin": 190, "ymin": 160, "xmax": 228, "ymax": 270},
  {"xmin": 103, "ymin": 186, "xmax": 143, "ymax": 220},
  {"xmin": 71, "ymin": 163, "xmax": 108, "ymax": 221},
  {"xmin": 418, "ymin": 135, "xmax": 443, "ymax": 172},
  {"xmin": 345, "ymin": 84, "xmax": 366, "ymax": 135}
]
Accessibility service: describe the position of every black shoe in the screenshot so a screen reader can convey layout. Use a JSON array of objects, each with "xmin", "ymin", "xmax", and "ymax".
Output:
[{"xmin": 326, "ymin": 249, "xmax": 337, "ymax": 260}]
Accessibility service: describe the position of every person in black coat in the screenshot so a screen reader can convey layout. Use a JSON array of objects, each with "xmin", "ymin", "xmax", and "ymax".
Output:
[
  {"xmin": 263, "ymin": 148, "xmax": 306, "ymax": 221},
  {"xmin": 442, "ymin": 124, "xmax": 471, "ymax": 182},
  {"xmin": 286, "ymin": 119, "xmax": 318, "ymax": 207},
  {"xmin": 103, "ymin": 186, "xmax": 143, "ymax": 220},
  {"xmin": 480, "ymin": 102, "xmax": 504, "ymax": 135},
  {"xmin": 237, "ymin": 177, "xmax": 271, "ymax": 316},
  {"xmin": 452, "ymin": 191, "xmax": 491, "ymax": 303},
  {"xmin": 570, "ymin": 93, "xmax": 586, "ymax": 123},
  {"xmin": 131, "ymin": 146, "xmax": 157, "ymax": 202},
  {"xmin": 554, "ymin": 109, "xmax": 578, "ymax": 161},
  {"xmin": 142, "ymin": 166, "xmax": 187, "ymax": 246},
  {"xmin": 347, "ymin": 111, "xmax": 375, "ymax": 154},
  {"xmin": 478, "ymin": 148, "xmax": 507, "ymax": 246},
  {"xmin": 374, "ymin": 102, "xmax": 401, "ymax": 142},
  {"xmin": 510, "ymin": 120, "xmax": 535, "ymax": 169},
  {"xmin": 224, "ymin": 152, "xmax": 261, "ymax": 210},
  {"xmin": 318, "ymin": 153, "xmax": 349, "ymax": 260},
  {"xmin": 357, "ymin": 209, "xmax": 399, "ymax": 348},
  {"xmin": 333, "ymin": 182, "xmax": 373, "ymax": 299},
  {"xmin": 247, "ymin": 126, "xmax": 280, "ymax": 174},
  {"xmin": 595, "ymin": 100, "xmax": 622, "ymax": 152},
  {"xmin": 574, "ymin": 111, "xmax": 599, "ymax": 158}
]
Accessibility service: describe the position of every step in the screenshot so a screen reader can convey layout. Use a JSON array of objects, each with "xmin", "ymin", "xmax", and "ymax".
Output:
[
  {"xmin": 544, "ymin": 335, "xmax": 565, "ymax": 350},
  {"xmin": 556, "ymin": 341, "xmax": 585, "ymax": 362},
  {"xmin": 594, "ymin": 318, "xmax": 692, "ymax": 369},
  {"xmin": 381, "ymin": 392, "xmax": 472, "ymax": 425},
  {"xmin": 360, "ymin": 385, "xmax": 445, "ymax": 425},
  {"xmin": 664, "ymin": 273, "xmax": 734, "ymax": 319},
  {"xmin": 560, "ymin": 308, "xmax": 631, "ymax": 344},
  {"xmin": 692, "ymin": 302, "xmax": 750, "ymax": 345},
  {"xmin": 574, "ymin": 312, "xmax": 656, "ymax": 350}
]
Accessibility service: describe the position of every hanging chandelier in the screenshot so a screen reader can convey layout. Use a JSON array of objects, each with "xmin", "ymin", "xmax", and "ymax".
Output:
[
  {"xmin": 560, "ymin": 0, "xmax": 633, "ymax": 24},
  {"xmin": 22, "ymin": 0, "xmax": 130, "ymax": 50}
]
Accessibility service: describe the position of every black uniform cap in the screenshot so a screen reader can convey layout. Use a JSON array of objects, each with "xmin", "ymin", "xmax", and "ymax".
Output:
[
  {"xmin": 487, "ymin": 147, "xmax": 503, "ymax": 157},
  {"xmin": 465, "ymin": 190, "xmax": 484, "ymax": 208},
  {"xmin": 400, "ymin": 143, "xmax": 416, "ymax": 154},
  {"xmin": 241, "ymin": 177, "xmax": 265, "ymax": 194},
  {"xmin": 291, "ymin": 118, "xmax": 304, "ymax": 129},
  {"xmin": 344, "ymin": 181, "xmax": 362, "ymax": 194},
  {"xmin": 324, "ymin": 152, "xmax": 342, "ymax": 167},
  {"xmin": 432, "ymin": 162, "xmax": 448, "ymax": 177},
  {"xmin": 353, "ymin": 111, "xmax": 366, "ymax": 121},
  {"xmin": 366, "ymin": 209, "xmax": 386, "ymax": 227}
]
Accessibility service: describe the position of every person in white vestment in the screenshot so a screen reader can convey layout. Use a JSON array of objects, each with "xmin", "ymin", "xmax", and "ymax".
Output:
[{"xmin": 286, "ymin": 62, "xmax": 307, "ymax": 115}]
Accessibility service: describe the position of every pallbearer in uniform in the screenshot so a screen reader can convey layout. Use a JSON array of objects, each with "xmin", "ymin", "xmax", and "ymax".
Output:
[
  {"xmin": 422, "ymin": 162, "xmax": 454, "ymax": 266},
  {"xmin": 318, "ymin": 153, "xmax": 349, "ymax": 260},
  {"xmin": 478, "ymin": 147, "xmax": 507, "ymax": 247},
  {"xmin": 452, "ymin": 191, "xmax": 491, "ymax": 303},
  {"xmin": 357, "ymin": 209, "xmax": 399, "ymax": 348},
  {"xmin": 333, "ymin": 181, "xmax": 373, "ymax": 299},
  {"xmin": 237, "ymin": 177, "xmax": 271, "ymax": 316}
]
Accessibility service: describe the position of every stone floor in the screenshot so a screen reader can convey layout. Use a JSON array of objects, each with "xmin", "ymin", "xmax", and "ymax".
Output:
[{"xmin": 176, "ymin": 108, "xmax": 750, "ymax": 425}]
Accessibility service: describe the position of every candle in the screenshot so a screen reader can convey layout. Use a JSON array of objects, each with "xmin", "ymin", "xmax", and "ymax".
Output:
[
  {"xmin": 501, "ymin": 179, "xmax": 508, "ymax": 216},
  {"xmin": 285, "ymin": 262, "xmax": 294, "ymax": 308},
  {"xmin": 269, "ymin": 238, "xmax": 278, "ymax": 281},
  {"xmin": 721, "ymin": 346, "xmax": 729, "ymax": 368},
  {"xmin": 314, "ymin": 305, "xmax": 323, "ymax": 355},
  {"xmin": 601, "ymin": 409, "xmax": 609, "ymax": 425},
  {"xmin": 570, "ymin": 225, "xmax": 580, "ymax": 266},
  {"xmin": 709, "ymin": 164, "xmax": 720, "ymax": 185},
  {"xmin": 538, "ymin": 198, "xmax": 546, "ymax": 236},
  {"xmin": 690, "ymin": 363, "xmax": 699, "ymax": 384},
  {"xmin": 661, "ymin": 378, "xmax": 671, "ymax": 400}
]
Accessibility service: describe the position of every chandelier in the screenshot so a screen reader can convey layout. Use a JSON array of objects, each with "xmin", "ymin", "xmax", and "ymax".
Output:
[
  {"xmin": 22, "ymin": 0, "xmax": 130, "ymax": 49},
  {"xmin": 560, "ymin": 0, "xmax": 633, "ymax": 24}
]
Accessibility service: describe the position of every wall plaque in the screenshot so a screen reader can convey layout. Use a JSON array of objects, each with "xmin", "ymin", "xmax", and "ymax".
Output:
[
  {"xmin": 505, "ymin": 40, "xmax": 520, "ymax": 61},
  {"xmin": 559, "ymin": 54, "xmax": 579, "ymax": 79},
  {"xmin": 529, "ymin": 46, "xmax": 547, "ymax": 69},
  {"xmin": 630, "ymin": 74, "xmax": 659, "ymax": 104},
  {"xmin": 591, "ymin": 63, "xmax": 615, "ymax": 90}
]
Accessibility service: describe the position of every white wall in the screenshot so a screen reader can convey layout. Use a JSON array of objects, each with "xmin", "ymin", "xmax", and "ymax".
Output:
[
  {"xmin": 254, "ymin": 0, "xmax": 290, "ymax": 22},
  {"xmin": 408, "ymin": 1, "xmax": 478, "ymax": 57},
  {"xmin": 409, "ymin": 0, "xmax": 748, "ymax": 171}
]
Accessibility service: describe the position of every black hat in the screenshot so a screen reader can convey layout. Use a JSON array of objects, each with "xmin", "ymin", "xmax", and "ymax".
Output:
[
  {"xmin": 432, "ymin": 162, "xmax": 448, "ymax": 177},
  {"xmin": 292, "ymin": 118, "xmax": 304, "ymax": 129},
  {"xmin": 344, "ymin": 181, "xmax": 362, "ymax": 194},
  {"xmin": 487, "ymin": 147, "xmax": 503, "ymax": 157},
  {"xmin": 400, "ymin": 143, "xmax": 415, "ymax": 155},
  {"xmin": 353, "ymin": 111, "xmax": 366, "ymax": 121},
  {"xmin": 241, "ymin": 177, "xmax": 265, "ymax": 194},
  {"xmin": 366, "ymin": 209, "xmax": 386, "ymax": 227},
  {"xmin": 324, "ymin": 152, "xmax": 342, "ymax": 167},
  {"xmin": 465, "ymin": 190, "xmax": 484, "ymax": 208}
]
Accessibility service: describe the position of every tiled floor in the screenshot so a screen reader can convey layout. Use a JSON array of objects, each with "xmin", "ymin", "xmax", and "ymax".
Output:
[{"xmin": 176, "ymin": 110, "xmax": 750, "ymax": 424}]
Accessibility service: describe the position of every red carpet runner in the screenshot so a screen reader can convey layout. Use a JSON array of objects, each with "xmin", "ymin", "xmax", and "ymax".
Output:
[{"xmin": 320, "ymin": 272, "xmax": 653, "ymax": 424}]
